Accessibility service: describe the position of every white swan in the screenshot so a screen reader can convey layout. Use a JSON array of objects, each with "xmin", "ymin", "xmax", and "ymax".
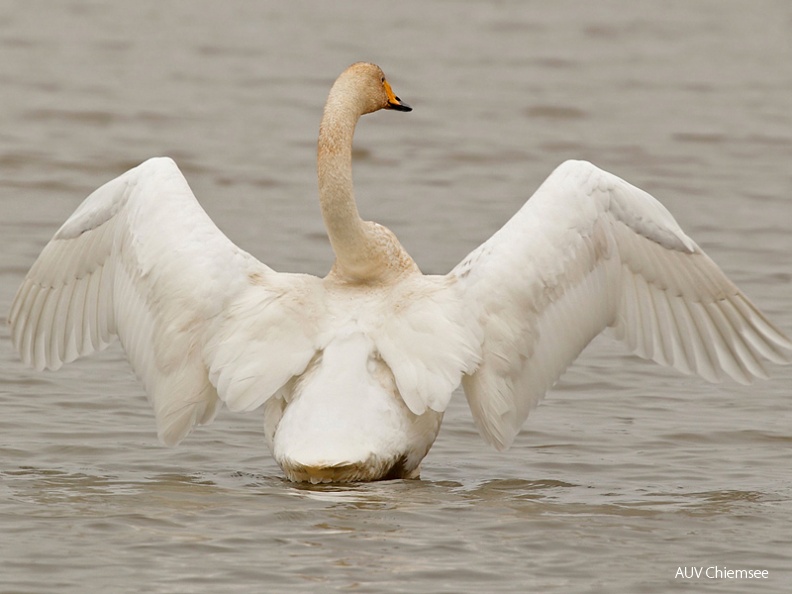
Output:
[{"xmin": 8, "ymin": 62, "xmax": 792, "ymax": 483}]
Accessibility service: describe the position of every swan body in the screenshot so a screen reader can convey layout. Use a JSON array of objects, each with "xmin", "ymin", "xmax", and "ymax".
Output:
[{"xmin": 8, "ymin": 62, "xmax": 792, "ymax": 483}]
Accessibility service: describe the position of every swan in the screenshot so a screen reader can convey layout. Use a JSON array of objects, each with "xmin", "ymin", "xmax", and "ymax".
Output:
[{"xmin": 8, "ymin": 62, "xmax": 792, "ymax": 483}]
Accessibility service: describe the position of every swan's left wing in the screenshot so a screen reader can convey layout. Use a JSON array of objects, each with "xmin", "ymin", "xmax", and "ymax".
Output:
[
  {"xmin": 8, "ymin": 157, "xmax": 318, "ymax": 445},
  {"xmin": 452, "ymin": 160, "xmax": 792, "ymax": 450}
]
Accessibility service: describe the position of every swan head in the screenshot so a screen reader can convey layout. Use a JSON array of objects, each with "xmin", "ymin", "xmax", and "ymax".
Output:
[{"xmin": 330, "ymin": 62, "xmax": 412, "ymax": 116}]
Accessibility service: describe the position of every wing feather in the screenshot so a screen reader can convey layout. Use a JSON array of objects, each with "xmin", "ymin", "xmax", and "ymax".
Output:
[
  {"xmin": 8, "ymin": 157, "xmax": 317, "ymax": 445},
  {"xmin": 453, "ymin": 160, "xmax": 792, "ymax": 450}
]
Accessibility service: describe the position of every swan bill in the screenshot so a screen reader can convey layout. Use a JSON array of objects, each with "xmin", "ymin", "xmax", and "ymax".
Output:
[
  {"xmin": 383, "ymin": 80, "xmax": 412, "ymax": 111},
  {"xmin": 387, "ymin": 99, "xmax": 412, "ymax": 112}
]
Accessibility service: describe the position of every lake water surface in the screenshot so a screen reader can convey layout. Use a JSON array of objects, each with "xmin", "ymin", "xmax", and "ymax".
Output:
[{"xmin": 1, "ymin": 2, "xmax": 791, "ymax": 592}]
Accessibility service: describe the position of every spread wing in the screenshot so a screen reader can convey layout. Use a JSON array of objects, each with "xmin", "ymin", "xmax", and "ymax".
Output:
[
  {"xmin": 8, "ymin": 158, "xmax": 318, "ymax": 445},
  {"xmin": 452, "ymin": 160, "xmax": 792, "ymax": 450}
]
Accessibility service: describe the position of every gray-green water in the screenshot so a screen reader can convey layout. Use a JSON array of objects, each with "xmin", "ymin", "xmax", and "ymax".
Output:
[{"xmin": 1, "ymin": 2, "xmax": 791, "ymax": 592}]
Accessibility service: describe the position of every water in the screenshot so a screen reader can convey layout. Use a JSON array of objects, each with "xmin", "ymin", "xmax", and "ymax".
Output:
[{"xmin": 2, "ymin": 1, "xmax": 791, "ymax": 592}]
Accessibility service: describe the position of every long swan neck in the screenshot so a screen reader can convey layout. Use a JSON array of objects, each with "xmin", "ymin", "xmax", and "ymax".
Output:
[
  {"xmin": 317, "ymin": 85, "xmax": 418, "ymax": 282},
  {"xmin": 317, "ymin": 97, "xmax": 364, "ymax": 254}
]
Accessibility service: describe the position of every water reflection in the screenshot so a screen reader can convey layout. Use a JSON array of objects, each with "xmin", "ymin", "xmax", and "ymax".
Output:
[
  {"xmin": 1, "ymin": 461, "xmax": 780, "ymax": 523},
  {"xmin": 224, "ymin": 472, "xmax": 773, "ymax": 519}
]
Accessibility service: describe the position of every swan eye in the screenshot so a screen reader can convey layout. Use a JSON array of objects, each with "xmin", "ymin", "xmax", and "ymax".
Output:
[{"xmin": 381, "ymin": 76, "xmax": 385, "ymax": 83}]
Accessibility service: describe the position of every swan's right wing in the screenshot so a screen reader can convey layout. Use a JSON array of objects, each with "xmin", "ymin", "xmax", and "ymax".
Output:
[
  {"xmin": 8, "ymin": 158, "xmax": 317, "ymax": 445},
  {"xmin": 452, "ymin": 160, "xmax": 791, "ymax": 450}
]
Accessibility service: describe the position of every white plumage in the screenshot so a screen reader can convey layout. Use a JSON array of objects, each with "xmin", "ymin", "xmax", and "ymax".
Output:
[
  {"xmin": 8, "ymin": 63, "xmax": 791, "ymax": 482},
  {"xmin": 453, "ymin": 159, "xmax": 790, "ymax": 450}
]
